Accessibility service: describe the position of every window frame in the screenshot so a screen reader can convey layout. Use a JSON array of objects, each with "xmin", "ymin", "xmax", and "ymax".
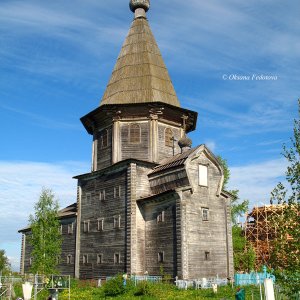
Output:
[
  {"xmin": 157, "ymin": 211, "xmax": 165, "ymax": 223},
  {"xmin": 158, "ymin": 251, "xmax": 164, "ymax": 263},
  {"xmin": 67, "ymin": 254, "xmax": 72, "ymax": 265},
  {"xmin": 198, "ymin": 164, "xmax": 208, "ymax": 187},
  {"xmin": 100, "ymin": 129, "xmax": 109, "ymax": 149},
  {"xmin": 114, "ymin": 253, "xmax": 120, "ymax": 264},
  {"xmin": 114, "ymin": 215, "xmax": 121, "ymax": 229},
  {"xmin": 83, "ymin": 254, "xmax": 88, "ymax": 264},
  {"xmin": 205, "ymin": 251, "xmax": 210, "ymax": 261},
  {"xmin": 97, "ymin": 218, "xmax": 104, "ymax": 231},
  {"xmin": 165, "ymin": 128, "xmax": 174, "ymax": 147},
  {"xmin": 129, "ymin": 123, "xmax": 141, "ymax": 144},
  {"xmin": 68, "ymin": 223, "xmax": 74, "ymax": 235},
  {"xmin": 83, "ymin": 220, "xmax": 90, "ymax": 233},
  {"xmin": 99, "ymin": 190, "xmax": 106, "ymax": 201},
  {"xmin": 202, "ymin": 208, "xmax": 209, "ymax": 221},
  {"xmin": 114, "ymin": 186, "xmax": 121, "ymax": 198},
  {"xmin": 86, "ymin": 193, "xmax": 91, "ymax": 202},
  {"xmin": 97, "ymin": 254, "xmax": 103, "ymax": 265}
]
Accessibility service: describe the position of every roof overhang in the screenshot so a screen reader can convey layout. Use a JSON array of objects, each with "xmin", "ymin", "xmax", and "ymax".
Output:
[{"xmin": 80, "ymin": 102, "xmax": 197, "ymax": 135}]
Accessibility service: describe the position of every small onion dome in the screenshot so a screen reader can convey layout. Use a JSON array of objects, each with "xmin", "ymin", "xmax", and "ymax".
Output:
[
  {"xmin": 129, "ymin": 0, "xmax": 150, "ymax": 13},
  {"xmin": 178, "ymin": 136, "xmax": 192, "ymax": 149}
]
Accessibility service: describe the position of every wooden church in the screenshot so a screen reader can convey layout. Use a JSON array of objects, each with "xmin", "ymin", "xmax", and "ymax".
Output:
[{"xmin": 20, "ymin": 0, "xmax": 234, "ymax": 280}]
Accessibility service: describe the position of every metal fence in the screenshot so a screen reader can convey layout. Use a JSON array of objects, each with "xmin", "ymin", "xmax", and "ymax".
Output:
[
  {"xmin": 131, "ymin": 275, "xmax": 162, "ymax": 285},
  {"xmin": 175, "ymin": 277, "xmax": 228, "ymax": 290},
  {"xmin": 234, "ymin": 271, "xmax": 275, "ymax": 286}
]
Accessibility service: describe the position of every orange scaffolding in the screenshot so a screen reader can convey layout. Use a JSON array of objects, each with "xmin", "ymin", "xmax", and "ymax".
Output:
[{"xmin": 244, "ymin": 204, "xmax": 285, "ymax": 269}]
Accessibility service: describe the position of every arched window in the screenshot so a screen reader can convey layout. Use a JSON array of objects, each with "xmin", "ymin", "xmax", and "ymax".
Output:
[
  {"xmin": 100, "ymin": 129, "xmax": 108, "ymax": 149},
  {"xmin": 165, "ymin": 128, "xmax": 173, "ymax": 147},
  {"xmin": 129, "ymin": 124, "xmax": 141, "ymax": 144}
]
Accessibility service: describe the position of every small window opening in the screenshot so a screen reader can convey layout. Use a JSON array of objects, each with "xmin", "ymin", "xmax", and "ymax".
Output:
[
  {"xmin": 129, "ymin": 124, "xmax": 141, "ymax": 144},
  {"xmin": 157, "ymin": 211, "xmax": 165, "ymax": 223},
  {"xmin": 205, "ymin": 251, "xmax": 210, "ymax": 261},
  {"xmin": 100, "ymin": 129, "xmax": 108, "ymax": 149},
  {"xmin": 68, "ymin": 223, "xmax": 73, "ymax": 234},
  {"xmin": 67, "ymin": 255, "xmax": 72, "ymax": 264},
  {"xmin": 99, "ymin": 190, "xmax": 106, "ymax": 201},
  {"xmin": 114, "ymin": 253, "xmax": 120, "ymax": 264},
  {"xmin": 97, "ymin": 219, "xmax": 104, "ymax": 231},
  {"xmin": 202, "ymin": 208, "xmax": 209, "ymax": 221},
  {"xmin": 199, "ymin": 164, "xmax": 208, "ymax": 186},
  {"xmin": 97, "ymin": 254, "xmax": 103, "ymax": 264},
  {"xmin": 83, "ymin": 254, "xmax": 88, "ymax": 264},
  {"xmin": 83, "ymin": 221, "xmax": 90, "ymax": 233},
  {"xmin": 165, "ymin": 128, "xmax": 174, "ymax": 147},
  {"xmin": 114, "ymin": 215, "xmax": 121, "ymax": 229},
  {"xmin": 158, "ymin": 252, "xmax": 164, "ymax": 263}
]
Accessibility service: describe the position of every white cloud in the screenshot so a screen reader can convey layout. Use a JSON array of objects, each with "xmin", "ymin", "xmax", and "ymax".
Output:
[
  {"xmin": 0, "ymin": 160, "xmax": 89, "ymax": 271},
  {"xmin": 228, "ymin": 158, "xmax": 288, "ymax": 209},
  {"xmin": 204, "ymin": 140, "xmax": 216, "ymax": 152}
]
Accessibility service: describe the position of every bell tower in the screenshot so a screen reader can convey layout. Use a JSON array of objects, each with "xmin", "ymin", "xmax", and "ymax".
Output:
[{"xmin": 80, "ymin": 0, "xmax": 197, "ymax": 171}]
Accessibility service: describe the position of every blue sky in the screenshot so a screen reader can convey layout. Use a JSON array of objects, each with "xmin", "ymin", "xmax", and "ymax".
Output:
[{"xmin": 0, "ymin": 0, "xmax": 299, "ymax": 271}]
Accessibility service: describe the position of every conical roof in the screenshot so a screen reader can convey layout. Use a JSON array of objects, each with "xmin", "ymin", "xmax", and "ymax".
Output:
[{"xmin": 100, "ymin": 14, "xmax": 180, "ymax": 107}]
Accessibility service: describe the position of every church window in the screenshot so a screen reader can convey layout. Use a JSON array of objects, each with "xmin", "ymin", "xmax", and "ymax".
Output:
[
  {"xmin": 99, "ymin": 190, "xmax": 106, "ymax": 201},
  {"xmin": 198, "ymin": 165, "xmax": 208, "ymax": 186},
  {"xmin": 83, "ymin": 221, "xmax": 90, "ymax": 233},
  {"xmin": 56, "ymin": 256, "xmax": 61, "ymax": 264},
  {"xmin": 83, "ymin": 254, "xmax": 88, "ymax": 264},
  {"xmin": 157, "ymin": 211, "xmax": 165, "ymax": 223},
  {"xmin": 129, "ymin": 124, "xmax": 141, "ymax": 144},
  {"xmin": 97, "ymin": 218, "xmax": 104, "ymax": 231},
  {"xmin": 202, "ymin": 208, "xmax": 209, "ymax": 221},
  {"xmin": 114, "ymin": 186, "xmax": 121, "ymax": 198},
  {"xmin": 67, "ymin": 254, "xmax": 72, "ymax": 264},
  {"xmin": 114, "ymin": 215, "xmax": 121, "ymax": 229},
  {"xmin": 205, "ymin": 251, "xmax": 210, "ymax": 261},
  {"xmin": 114, "ymin": 253, "xmax": 120, "ymax": 264},
  {"xmin": 97, "ymin": 254, "xmax": 103, "ymax": 264},
  {"xmin": 165, "ymin": 128, "xmax": 173, "ymax": 147},
  {"xmin": 59, "ymin": 225, "xmax": 63, "ymax": 234},
  {"xmin": 86, "ymin": 193, "xmax": 91, "ymax": 202},
  {"xmin": 68, "ymin": 223, "xmax": 73, "ymax": 234},
  {"xmin": 100, "ymin": 129, "xmax": 108, "ymax": 149},
  {"xmin": 158, "ymin": 251, "xmax": 164, "ymax": 263}
]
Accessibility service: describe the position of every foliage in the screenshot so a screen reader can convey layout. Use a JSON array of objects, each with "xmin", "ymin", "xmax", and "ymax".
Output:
[
  {"xmin": 217, "ymin": 155, "xmax": 230, "ymax": 188},
  {"xmin": 134, "ymin": 281, "xmax": 152, "ymax": 297},
  {"xmin": 59, "ymin": 281, "xmax": 262, "ymax": 300},
  {"xmin": 232, "ymin": 226, "xmax": 256, "ymax": 272},
  {"xmin": 217, "ymin": 156, "xmax": 255, "ymax": 272},
  {"xmin": 217, "ymin": 156, "xmax": 249, "ymax": 224},
  {"xmin": 103, "ymin": 274, "xmax": 126, "ymax": 297},
  {"xmin": 28, "ymin": 188, "xmax": 62, "ymax": 275},
  {"xmin": 0, "ymin": 249, "xmax": 11, "ymax": 275},
  {"xmin": 269, "ymin": 99, "xmax": 300, "ymax": 297}
]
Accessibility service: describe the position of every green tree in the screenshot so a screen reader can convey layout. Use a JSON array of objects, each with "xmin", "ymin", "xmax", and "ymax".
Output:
[
  {"xmin": 0, "ymin": 249, "xmax": 11, "ymax": 275},
  {"xmin": 217, "ymin": 156, "xmax": 255, "ymax": 272},
  {"xmin": 269, "ymin": 99, "xmax": 300, "ymax": 297},
  {"xmin": 29, "ymin": 188, "xmax": 62, "ymax": 275},
  {"xmin": 217, "ymin": 156, "xmax": 249, "ymax": 224},
  {"xmin": 232, "ymin": 226, "xmax": 256, "ymax": 272}
]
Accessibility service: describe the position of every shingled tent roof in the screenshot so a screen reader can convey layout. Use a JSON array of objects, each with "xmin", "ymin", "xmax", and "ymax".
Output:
[{"xmin": 100, "ymin": 12, "xmax": 180, "ymax": 107}]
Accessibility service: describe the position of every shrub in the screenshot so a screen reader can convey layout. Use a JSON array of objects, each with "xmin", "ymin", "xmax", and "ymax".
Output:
[
  {"xmin": 103, "ymin": 274, "xmax": 125, "ymax": 297},
  {"xmin": 134, "ymin": 281, "xmax": 152, "ymax": 296}
]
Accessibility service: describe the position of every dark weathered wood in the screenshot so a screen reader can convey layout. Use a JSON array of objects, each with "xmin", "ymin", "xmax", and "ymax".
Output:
[{"xmin": 19, "ymin": 6, "xmax": 234, "ymax": 280}]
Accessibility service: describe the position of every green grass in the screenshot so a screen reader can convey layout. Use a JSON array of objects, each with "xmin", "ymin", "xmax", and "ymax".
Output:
[{"xmin": 11, "ymin": 279, "xmax": 262, "ymax": 300}]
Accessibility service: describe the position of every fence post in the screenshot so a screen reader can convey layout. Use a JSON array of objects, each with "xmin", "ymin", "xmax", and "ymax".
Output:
[
  {"xmin": 34, "ymin": 274, "xmax": 37, "ymax": 300},
  {"xmin": 264, "ymin": 279, "xmax": 275, "ymax": 300}
]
